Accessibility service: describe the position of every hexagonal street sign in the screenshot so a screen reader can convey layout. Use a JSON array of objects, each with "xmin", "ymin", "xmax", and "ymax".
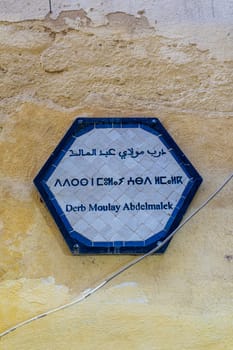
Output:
[{"xmin": 34, "ymin": 118, "xmax": 202, "ymax": 254}]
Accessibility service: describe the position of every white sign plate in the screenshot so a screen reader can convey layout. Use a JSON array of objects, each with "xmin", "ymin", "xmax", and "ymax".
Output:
[{"xmin": 34, "ymin": 118, "xmax": 202, "ymax": 254}]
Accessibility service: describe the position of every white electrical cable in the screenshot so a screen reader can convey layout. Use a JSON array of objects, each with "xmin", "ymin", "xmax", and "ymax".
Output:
[{"xmin": 0, "ymin": 173, "xmax": 232, "ymax": 339}]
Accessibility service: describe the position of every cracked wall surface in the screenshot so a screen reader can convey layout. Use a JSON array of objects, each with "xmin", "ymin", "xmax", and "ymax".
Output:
[{"xmin": 0, "ymin": 2, "xmax": 233, "ymax": 349}]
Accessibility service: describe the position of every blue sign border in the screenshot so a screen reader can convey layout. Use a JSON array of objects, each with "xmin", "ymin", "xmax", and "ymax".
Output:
[{"xmin": 34, "ymin": 117, "xmax": 202, "ymax": 254}]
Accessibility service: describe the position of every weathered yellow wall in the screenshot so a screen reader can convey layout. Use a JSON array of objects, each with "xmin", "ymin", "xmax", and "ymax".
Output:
[{"xmin": 0, "ymin": 7, "xmax": 233, "ymax": 350}]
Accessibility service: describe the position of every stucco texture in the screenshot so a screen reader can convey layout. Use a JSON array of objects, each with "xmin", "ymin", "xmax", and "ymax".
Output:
[{"xmin": 0, "ymin": 4, "xmax": 233, "ymax": 350}]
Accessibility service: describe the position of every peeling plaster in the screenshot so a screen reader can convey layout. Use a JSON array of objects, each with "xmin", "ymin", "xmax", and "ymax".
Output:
[
  {"xmin": 1, "ymin": 0, "xmax": 233, "ymax": 24},
  {"xmin": 1, "ymin": 1, "xmax": 233, "ymax": 60}
]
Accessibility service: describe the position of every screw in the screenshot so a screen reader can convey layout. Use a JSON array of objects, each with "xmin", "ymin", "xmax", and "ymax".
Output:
[{"xmin": 73, "ymin": 244, "xmax": 80, "ymax": 253}]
